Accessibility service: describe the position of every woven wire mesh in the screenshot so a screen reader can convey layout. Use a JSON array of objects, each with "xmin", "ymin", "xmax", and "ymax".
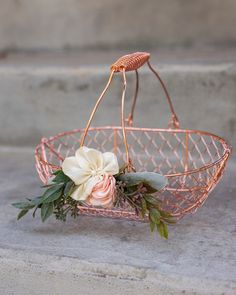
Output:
[{"xmin": 35, "ymin": 127, "xmax": 231, "ymax": 220}]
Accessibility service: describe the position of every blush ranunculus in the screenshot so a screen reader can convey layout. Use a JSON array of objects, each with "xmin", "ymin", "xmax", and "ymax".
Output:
[{"xmin": 86, "ymin": 174, "xmax": 116, "ymax": 208}]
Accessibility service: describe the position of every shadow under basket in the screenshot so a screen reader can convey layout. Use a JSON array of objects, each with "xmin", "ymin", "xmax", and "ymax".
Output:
[
  {"xmin": 35, "ymin": 126, "xmax": 231, "ymax": 220},
  {"xmin": 35, "ymin": 52, "xmax": 231, "ymax": 222}
]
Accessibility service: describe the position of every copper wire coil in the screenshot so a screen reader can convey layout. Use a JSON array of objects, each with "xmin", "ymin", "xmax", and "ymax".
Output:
[{"xmin": 111, "ymin": 52, "xmax": 150, "ymax": 72}]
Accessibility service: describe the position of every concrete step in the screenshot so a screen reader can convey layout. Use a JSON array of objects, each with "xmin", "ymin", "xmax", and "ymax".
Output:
[
  {"xmin": 0, "ymin": 49, "xmax": 235, "ymax": 148},
  {"xmin": 0, "ymin": 0, "xmax": 236, "ymax": 50},
  {"xmin": 0, "ymin": 147, "xmax": 235, "ymax": 294}
]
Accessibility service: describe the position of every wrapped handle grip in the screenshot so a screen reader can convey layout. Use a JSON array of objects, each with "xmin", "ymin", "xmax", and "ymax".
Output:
[{"xmin": 111, "ymin": 52, "xmax": 150, "ymax": 72}]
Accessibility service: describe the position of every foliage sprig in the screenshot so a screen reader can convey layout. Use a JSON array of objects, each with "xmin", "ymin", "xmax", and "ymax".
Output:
[
  {"xmin": 12, "ymin": 170, "xmax": 80, "ymax": 222},
  {"xmin": 12, "ymin": 169, "xmax": 175, "ymax": 239},
  {"xmin": 115, "ymin": 171, "xmax": 175, "ymax": 239}
]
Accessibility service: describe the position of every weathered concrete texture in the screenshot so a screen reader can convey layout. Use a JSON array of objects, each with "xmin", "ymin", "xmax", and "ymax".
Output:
[
  {"xmin": 0, "ymin": 50, "xmax": 235, "ymax": 148},
  {"xmin": 0, "ymin": 0, "xmax": 236, "ymax": 50},
  {"xmin": 0, "ymin": 147, "xmax": 235, "ymax": 294}
]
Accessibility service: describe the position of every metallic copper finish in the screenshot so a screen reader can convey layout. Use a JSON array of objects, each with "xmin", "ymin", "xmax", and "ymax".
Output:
[
  {"xmin": 111, "ymin": 52, "xmax": 150, "ymax": 72},
  {"xmin": 80, "ymin": 70, "xmax": 115, "ymax": 147},
  {"xmin": 35, "ymin": 52, "xmax": 232, "ymax": 221},
  {"xmin": 126, "ymin": 70, "xmax": 139, "ymax": 127},
  {"xmin": 147, "ymin": 61, "xmax": 180, "ymax": 129},
  {"xmin": 121, "ymin": 69, "xmax": 135, "ymax": 172}
]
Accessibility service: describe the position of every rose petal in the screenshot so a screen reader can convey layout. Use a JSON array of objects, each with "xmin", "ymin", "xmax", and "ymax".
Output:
[
  {"xmin": 87, "ymin": 174, "xmax": 116, "ymax": 208},
  {"xmin": 88, "ymin": 197, "xmax": 113, "ymax": 208},
  {"xmin": 102, "ymin": 152, "xmax": 119, "ymax": 175},
  {"xmin": 70, "ymin": 176, "xmax": 101, "ymax": 201}
]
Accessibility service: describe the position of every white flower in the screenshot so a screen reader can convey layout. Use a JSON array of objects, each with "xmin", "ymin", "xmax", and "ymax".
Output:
[{"xmin": 62, "ymin": 146, "xmax": 119, "ymax": 201}]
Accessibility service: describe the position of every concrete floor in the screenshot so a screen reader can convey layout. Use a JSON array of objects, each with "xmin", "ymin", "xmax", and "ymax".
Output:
[{"xmin": 0, "ymin": 147, "xmax": 235, "ymax": 294}]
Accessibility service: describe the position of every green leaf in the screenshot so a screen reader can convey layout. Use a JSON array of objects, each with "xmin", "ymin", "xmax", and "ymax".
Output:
[
  {"xmin": 149, "ymin": 208, "xmax": 161, "ymax": 224},
  {"xmin": 144, "ymin": 195, "xmax": 161, "ymax": 207},
  {"xmin": 41, "ymin": 202, "xmax": 54, "ymax": 222},
  {"xmin": 52, "ymin": 170, "xmax": 71, "ymax": 184},
  {"xmin": 143, "ymin": 183, "xmax": 158, "ymax": 194},
  {"xmin": 157, "ymin": 221, "xmax": 169, "ymax": 239},
  {"xmin": 42, "ymin": 184, "xmax": 63, "ymax": 203},
  {"xmin": 32, "ymin": 206, "xmax": 39, "ymax": 218},
  {"xmin": 149, "ymin": 220, "xmax": 155, "ymax": 232},
  {"xmin": 64, "ymin": 181, "xmax": 75, "ymax": 198},
  {"xmin": 159, "ymin": 210, "xmax": 176, "ymax": 224},
  {"xmin": 162, "ymin": 222, "xmax": 169, "ymax": 239},
  {"xmin": 12, "ymin": 201, "xmax": 35, "ymax": 210},
  {"xmin": 41, "ymin": 184, "xmax": 54, "ymax": 188},
  {"xmin": 119, "ymin": 172, "xmax": 167, "ymax": 192},
  {"xmin": 159, "ymin": 210, "xmax": 172, "ymax": 218},
  {"xmin": 44, "ymin": 190, "xmax": 63, "ymax": 203},
  {"xmin": 17, "ymin": 209, "xmax": 29, "ymax": 220},
  {"xmin": 141, "ymin": 198, "xmax": 147, "ymax": 218},
  {"xmin": 161, "ymin": 216, "xmax": 176, "ymax": 224},
  {"xmin": 157, "ymin": 222, "xmax": 164, "ymax": 237},
  {"xmin": 53, "ymin": 170, "xmax": 62, "ymax": 176},
  {"xmin": 12, "ymin": 195, "xmax": 44, "ymax": 210},
  {"xmin": 31, "ymin": 196, "xmax": 44, "ymax": 206}
]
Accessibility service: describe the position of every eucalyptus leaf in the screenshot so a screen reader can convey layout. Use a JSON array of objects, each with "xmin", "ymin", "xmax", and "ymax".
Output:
[
  {"xmin": 157, "ymin": 221, "xmax": 168, "ymax": 239},
  {"xmin": 42, "ymin": 184, "xmax": 63, "ymax": 203},
  {"xmin": 12, "ymin": 201, "xmax": 35, "ymax": 210},
  {"xmin": 64, "ymin": 181, "xmax": 75, "ymax": 198},
  {"xmin": 157, "ymin": 222, "xmax": 164, "ymax": 237},
  {"xmin": 17, "ymin": 209, "xmax": 29, "ymax": 220},
  {"xmin": 32, "ymin": 206, "xmax": 39, "ymax": 218},
  {"xmin": 44, "ymin": 189, "xmax": 63, "ymax": 203},
  {"xmin": 31, "ymin": 196, "xmax": 44, "ymax": 206},
  {"xmin": 159, "ymin": 210, "xmax": 172, "ymax": 218},
  {"xmin": 143, "ymin": 183, "xmax": 158, "ymax": 194},
  {"xmin": 159, "ymin": 210, "xmax": 176, "ymax": 224},
  {"xmin": 119, "ymin": 172, "xmax": 167, "ymax": 192},
  {"xmin": 150, "ymin": 208, "xmax": 161, "ymax": 224},
  {"xmin": 52, "ymin": 170, "xmax": 71, "ymax": 184},
  {"xmin": 144, "ymin": 195, "xmax": 161, "ymax": 207},
  {"xmin": 162, "ymin": 222, "xmax": 169, "ymax": 239},
  {"xmin": 162, "ymin": 217, "xmax": 176, "ymax": 224},
  {"xmin": 41, "ymin": 184, "xmax": 54, "ymax": 188},
  {"xmin": 53, "ymin": 170, "xmax": 62, "ymax": 176},
  {"xmin": 41, "ymin": 202, "xmax": 54, "ymax": 222}
]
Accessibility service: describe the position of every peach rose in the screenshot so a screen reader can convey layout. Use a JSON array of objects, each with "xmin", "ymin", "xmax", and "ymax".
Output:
[{"xmin": 86, "ymin": 174, "xmax": 116, "ymax": 208}]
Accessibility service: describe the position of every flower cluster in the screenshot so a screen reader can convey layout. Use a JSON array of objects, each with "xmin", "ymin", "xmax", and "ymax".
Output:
[
  {"xmin": 62, "ymin": 146, "xmax": 118, "ymax": 207},
  {"xmin": 12, "ymin": 146, "xmax": 174, "ymax": 238}
]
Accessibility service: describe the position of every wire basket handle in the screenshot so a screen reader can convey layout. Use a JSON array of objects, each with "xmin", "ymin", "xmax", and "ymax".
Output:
[
  {"xmin": 80, "ymin": 52, "xmax": 180, "ymax": 171},
  {"xmin": 110, "ymin": 52, "xmax": 179, "ymax": 129}
]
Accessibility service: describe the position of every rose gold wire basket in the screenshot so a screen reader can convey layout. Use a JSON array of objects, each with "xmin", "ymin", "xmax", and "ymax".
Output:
[{"xmin": 35, "ymin": 52, "xmax": 232, "ymax": 221}]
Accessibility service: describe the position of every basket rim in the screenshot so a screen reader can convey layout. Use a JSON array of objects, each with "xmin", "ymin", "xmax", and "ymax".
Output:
[{"xmin": 35, "ymin": 126, "xmax": 232, "ymax": 178}]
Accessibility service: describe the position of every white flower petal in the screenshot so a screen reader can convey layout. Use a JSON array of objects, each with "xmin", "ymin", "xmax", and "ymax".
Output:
[
  {"xmin": 70, "ymin": 176, "xmax": 101, "ymax": 201},
  {"xmin": 102, "ymin": 152, "xmax": 119, "ymax": 175},
  {"xmin": 74, "ymin": 147, "xmax": 90, "ymax": 170},
  {"xmin": 76, "ymin": 146, "xmax": 103, "ymax": 170},
  {"xmin": 70, "ymin": 185, "xmax": 87, "ymax": 201},
  {"xmin": 62, "ymin": 156, "xmax": 90, "ymax": 185}
]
